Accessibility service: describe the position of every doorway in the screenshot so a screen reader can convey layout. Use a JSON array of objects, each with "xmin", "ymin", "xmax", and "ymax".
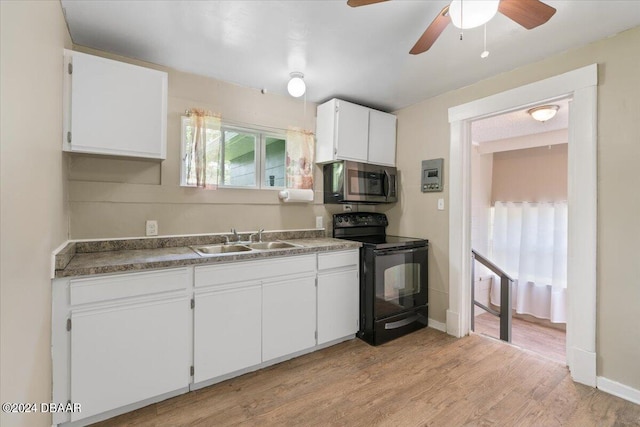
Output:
[
  {"xmin": 446, "ymin": 64, "xmax": 598, "ymax": 387},
  {"xmin": 469, "ymin": 102, "xmax": 570, "ymax": 363}
]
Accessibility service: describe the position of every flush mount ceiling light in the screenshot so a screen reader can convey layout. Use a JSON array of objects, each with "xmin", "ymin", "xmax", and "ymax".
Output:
[
  {"xmin": 287, "ymin": 72, "xmax": 306, "ymax": 98},
  {"xmin": 449, "ymin": 0, "xmax": 500, "ymax": 29},
  {"xmin": 528, "ymin": 104, "xmax": 560, "ymax": 122}
]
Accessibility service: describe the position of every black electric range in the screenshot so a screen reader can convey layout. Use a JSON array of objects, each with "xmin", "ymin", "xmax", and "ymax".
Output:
[{"xmin": 333, "ymin": 213, "xmax": 429, "ymax": 345}]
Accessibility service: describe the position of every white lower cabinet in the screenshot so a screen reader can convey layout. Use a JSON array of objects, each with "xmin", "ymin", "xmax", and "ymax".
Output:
[
  {"xmin": 52, "ymin": 251, "xmax": 360, "ymax": 426},
  {"xmin": 52, "ymin": 268, "xmax": 191, "ymax": 425},
  {"xmin": 192, "ymin": 254, "xmax": 317, "ymax": 385},
  {"xmin": 262, "ymin": 275, "xmax": 317, "ymax": 361},
  {"xmin": 70, "ymin": 297, "xmax": 189, "ymax": 421},
  {"xmin": 317, "ymin": 250, "xmax": 360, "ymax": 345},
  {"xmin": 193, "ymin": 283, "xmax": 262, "ymax": 383}
]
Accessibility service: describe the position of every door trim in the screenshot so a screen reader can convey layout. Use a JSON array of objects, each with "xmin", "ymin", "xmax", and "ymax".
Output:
[{"xmin": 447, "ymin": 64, "xmax": 598, "ymax": 387}]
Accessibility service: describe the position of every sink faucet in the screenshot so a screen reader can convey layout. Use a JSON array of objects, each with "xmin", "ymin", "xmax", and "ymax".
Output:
[
  {"xmin": 226, "ymin": 228, "xmax": 239, "ymax": 244},
  {"xmin": 249, "ymin": 229, "xmax": 264, "ymax": 243}
]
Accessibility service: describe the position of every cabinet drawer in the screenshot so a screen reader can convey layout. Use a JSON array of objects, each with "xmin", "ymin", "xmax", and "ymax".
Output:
[
  {"xmin": 195, "ymin": 255, "xmax": 316, "ymax": 288},
  {"xmin": 70, "ymin": 268, "xmax": 188, "ymax": 306},
  {"xmin": 318, "ymin": 250, "xmax": 359, "ymax": 271}
]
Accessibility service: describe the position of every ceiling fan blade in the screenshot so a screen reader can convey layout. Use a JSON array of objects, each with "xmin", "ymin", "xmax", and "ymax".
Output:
[
  {"xmin": 347, "ymin": 0, "xmax": 389, "ymax": 7},
  {"xmin": 498, "ymin": 0, "xmax": 556, "ymax": 30},
  {"xmin": 410, "ymin": 5, "xmax": 451, "ymax": 55}
]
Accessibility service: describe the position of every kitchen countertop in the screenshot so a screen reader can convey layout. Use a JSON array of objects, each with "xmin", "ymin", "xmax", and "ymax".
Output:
[{"xmin": 54, "ymin": 232, "xmax": 361, "ymax": 278}]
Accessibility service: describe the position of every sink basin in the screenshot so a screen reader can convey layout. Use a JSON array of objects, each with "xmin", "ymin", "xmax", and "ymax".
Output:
[
  {"xmin": 191, "ymin": 244, "xmax": 252, "ymax": 256},
  {"xmin": 246, "ymin": 241, "xmax": 300, "ymax": 250}
]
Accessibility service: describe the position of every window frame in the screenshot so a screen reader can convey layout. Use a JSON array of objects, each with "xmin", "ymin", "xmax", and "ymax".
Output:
[{"xmin": 180, "ymin": 117, "xmax": 288, "ymax": 190}]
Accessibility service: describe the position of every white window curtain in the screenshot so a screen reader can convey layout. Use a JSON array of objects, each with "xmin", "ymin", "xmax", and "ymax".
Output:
[
  {"xmin": 185, "ymin": 108, "xmax": 221, "ymax": 189},
  {"xmin": 490, "ymin": 201, "xmax": 568, "ymax": 323},
  {"xmin": 285, "ymin": 127, "xmax": 314, "ymax": 189}
]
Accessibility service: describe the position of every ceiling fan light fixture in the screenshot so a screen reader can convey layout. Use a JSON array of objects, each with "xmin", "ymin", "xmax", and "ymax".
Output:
[
  {"xmin": 449, "ymin": 0, "xmax": 500, "ymax": 29},
  {"xmin": 528, "ymin": 105, "xmax": 560, "ymax": 122},
  {"xmin": 287, "ymin": 72, "xmax": 306, "ymax": 98}
]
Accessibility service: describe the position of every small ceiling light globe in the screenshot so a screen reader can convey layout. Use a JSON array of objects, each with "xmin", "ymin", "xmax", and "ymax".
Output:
[
  {"xmin": 287, "ymin": 72, "xmax": 306, "ymax": 98},
  {"xmin": 449, "ymin": 0, "xmax": 500, "ymax": 29},
  {"xmin": 528, "ymin": 105, "xmax": 560, "ymax": 122}
]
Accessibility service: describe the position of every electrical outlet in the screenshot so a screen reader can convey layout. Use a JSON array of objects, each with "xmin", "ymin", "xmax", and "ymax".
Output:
[
  {"xmin": 145, "ymin": 220, "xmax": 158, "ymax": 236},
  {"xmin": 315, "ymin": 216, "xmax": 324, "ymax": 229},
  {"xmin": 343, "ymin": 204, "xmax": 353, "ymax": 212}
]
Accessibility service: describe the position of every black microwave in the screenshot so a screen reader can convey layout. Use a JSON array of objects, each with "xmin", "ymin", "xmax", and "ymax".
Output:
[{"xmin": 323, "ymin": 161, "xmax": 397, "ymax": 204}]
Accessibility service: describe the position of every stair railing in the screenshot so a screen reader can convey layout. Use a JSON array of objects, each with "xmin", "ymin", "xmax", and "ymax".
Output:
[{"xmin": 471, "ymin": 249, "xmax": 514, "ymax": 342}]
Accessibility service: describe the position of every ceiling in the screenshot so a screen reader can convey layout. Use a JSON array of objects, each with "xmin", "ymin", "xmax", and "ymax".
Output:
[{"xmin": 61, "ymin": 1, "xmax": 640, "ymax": 113}]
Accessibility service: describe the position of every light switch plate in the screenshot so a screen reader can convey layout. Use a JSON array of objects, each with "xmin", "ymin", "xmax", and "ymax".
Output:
[{"xmin": 437, "ymin": 199, "xmax": 445, "ymax": 211}]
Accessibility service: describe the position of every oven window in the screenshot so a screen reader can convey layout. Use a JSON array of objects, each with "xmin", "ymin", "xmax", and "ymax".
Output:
[
  {"xmin": 383, "ymin": 263, "xmax": 421, "ymax": 301},
  {"xmin": 348, "ymin": 170, "xmax": 384, "ymax": 196},
  {"xmin": 372, "ymin": 246, "xmax": 428, "ymax": 318}
]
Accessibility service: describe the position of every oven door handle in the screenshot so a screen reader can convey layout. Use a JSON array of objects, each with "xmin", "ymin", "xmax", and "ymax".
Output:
[{"xmin": 373, "ymin": 247, "xmax": 425, "ymax": 256}]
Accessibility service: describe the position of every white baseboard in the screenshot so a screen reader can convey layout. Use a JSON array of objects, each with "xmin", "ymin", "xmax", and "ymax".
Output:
[
  {"xmin": 446, "ymin": 309, "xmax": 461, "ymax": 337},
  {"xmin": 428, "ymin": 318, "xmax": 446, "ymax": 332},
  {"xmin": 597, "ymin": 377, "xmax": 640, "ymax": 405},
  {"xmin": 569, "ymin": 346, "xmax": 596, "ymax": 387}
]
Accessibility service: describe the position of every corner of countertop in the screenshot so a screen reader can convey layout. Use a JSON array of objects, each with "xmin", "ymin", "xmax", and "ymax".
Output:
[{"xmin": 52, "ymin": 241, "xmax": 77, "ymax": 277}]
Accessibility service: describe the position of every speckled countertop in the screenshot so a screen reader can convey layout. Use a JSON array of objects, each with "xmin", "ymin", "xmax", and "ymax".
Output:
[{"xmin": 54, "ymin": 230, "xmax": 361, "ymax": 278}]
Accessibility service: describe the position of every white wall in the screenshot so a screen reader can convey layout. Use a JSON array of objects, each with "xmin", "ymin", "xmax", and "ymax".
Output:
[
  {"xmin": 471, "ymin": 146, "xmax": 493, "ymax": 263},
  {"xmin": 0, "ymin": 2, "xmax": 71, "ymax": 427}
]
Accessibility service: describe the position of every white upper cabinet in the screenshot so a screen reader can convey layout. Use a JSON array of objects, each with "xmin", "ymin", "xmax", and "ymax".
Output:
[
  {"xmin": 63, "ymin": 50, "xmax": 168, "ymax": 160},
  {"xmin": 315, "ymin": 98, "xmax": 397, "ymax": 166},
  {"xmin": 368, "ymin": 109, "xmax": 397, "ymax": 167}
]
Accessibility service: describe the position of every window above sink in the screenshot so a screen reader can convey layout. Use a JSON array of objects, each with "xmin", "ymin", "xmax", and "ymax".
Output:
[{"xmin": 180, "ymin": 120, "xmax": 292, "ymax": 190}]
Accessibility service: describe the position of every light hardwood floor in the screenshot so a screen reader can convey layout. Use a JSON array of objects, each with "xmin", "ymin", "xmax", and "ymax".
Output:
[
  {"xmin": 92, "ymin": 328, "xmax": 640, "ymax": 426},
  {"xmin": 473, "ymin": 311, "xmax": 567, "ymax": 363}
]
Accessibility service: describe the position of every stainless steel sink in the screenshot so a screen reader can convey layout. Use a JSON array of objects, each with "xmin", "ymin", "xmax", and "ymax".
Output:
[
  {"xmin": 246, "ymin": 241, "xmax": 300, "ymax": 250},
  {"xmin": 191, "ymin": 244, "xmax": 252, "ymax": 256}
]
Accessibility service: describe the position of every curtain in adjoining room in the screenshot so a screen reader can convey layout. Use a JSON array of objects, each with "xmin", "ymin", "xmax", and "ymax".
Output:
[
  {"xmin": 286, "ymin": 127, "xmax": 314, "ymax": 189},
  {"xmin": 185, "ymin": 108, "xmax": 221, "ymax": 189},
  {"xmin": 490, "ymin": 201, "xmax": 568, "ymax": 323}
]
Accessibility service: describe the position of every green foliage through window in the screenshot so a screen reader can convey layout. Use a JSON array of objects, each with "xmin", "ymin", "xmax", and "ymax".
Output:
[{"xmin": 181, "ymin": 118, "xmax": 288, "ymax": 189}]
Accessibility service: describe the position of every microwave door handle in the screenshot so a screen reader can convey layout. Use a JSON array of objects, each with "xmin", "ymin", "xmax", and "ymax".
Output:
[{"xmin": 383, "ymin": 170, "xmax": 391, "ymax": 199}]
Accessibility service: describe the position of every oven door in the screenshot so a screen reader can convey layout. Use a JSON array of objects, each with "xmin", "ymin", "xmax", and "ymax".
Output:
[{"xmin": 372, "ymin": 245, "xmax": 427, "ymax": 319}]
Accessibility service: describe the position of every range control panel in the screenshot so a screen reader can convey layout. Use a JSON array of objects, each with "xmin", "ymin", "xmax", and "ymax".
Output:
[
  {"xmin": 333, "ymin": 213, "xmax": 388, "ymax": 228},
  {"xmin": 421, "ymin": 158, "xmax": 444, "ymax": 192}
]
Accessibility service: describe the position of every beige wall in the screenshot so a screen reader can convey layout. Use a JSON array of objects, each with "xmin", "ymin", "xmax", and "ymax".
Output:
[
  {"xmin": 68, "ymin": 46, "xmax": 331, "ymax": 239},
  {"xmin": 492, "ymin": 144, "xmax": 568, "ymax": 203},
  {"xmin": 389, "ymin": 26, "xmax": 640, "ymax": 390},
  {"xmin": 0, "ymin": 2, "xmax": 71, "ymax": 427}
]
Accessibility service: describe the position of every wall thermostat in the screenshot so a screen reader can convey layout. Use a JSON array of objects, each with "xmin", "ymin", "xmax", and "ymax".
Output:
[{"xmin": 421, "ymin": 158, "xmax": 443, "ymax": 192}]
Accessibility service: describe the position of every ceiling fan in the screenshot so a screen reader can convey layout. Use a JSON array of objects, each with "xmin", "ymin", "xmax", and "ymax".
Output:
[{"xmin": 347, "ymin": 0, "xmax": 557, "ymax": 54}]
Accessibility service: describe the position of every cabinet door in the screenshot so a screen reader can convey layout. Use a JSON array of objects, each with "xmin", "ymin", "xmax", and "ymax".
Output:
[
  {"xmin": 335, "ymin": 100, "xmax": 369, "ymax": 162},
  {"xmin": 368, "ymin": 109, "xmax": 397, "ymax": 166},
  {"xmin": 193, "ymin": 284, "xmax": 262, "ymax": 383},
  {"xmin": 65, "ymin": 50, "xmax": 167, "ymax": 159},
  {"xmin": 317, "ymin": 269, "xmax": 359, "ymax": 344},
  {"xmin": 70, "ymin": 297, "xmax": 189, "ymax": 421},
  {"xmin": 262, "ymin": 275, "xmax": 317, "ymax": 361}
]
